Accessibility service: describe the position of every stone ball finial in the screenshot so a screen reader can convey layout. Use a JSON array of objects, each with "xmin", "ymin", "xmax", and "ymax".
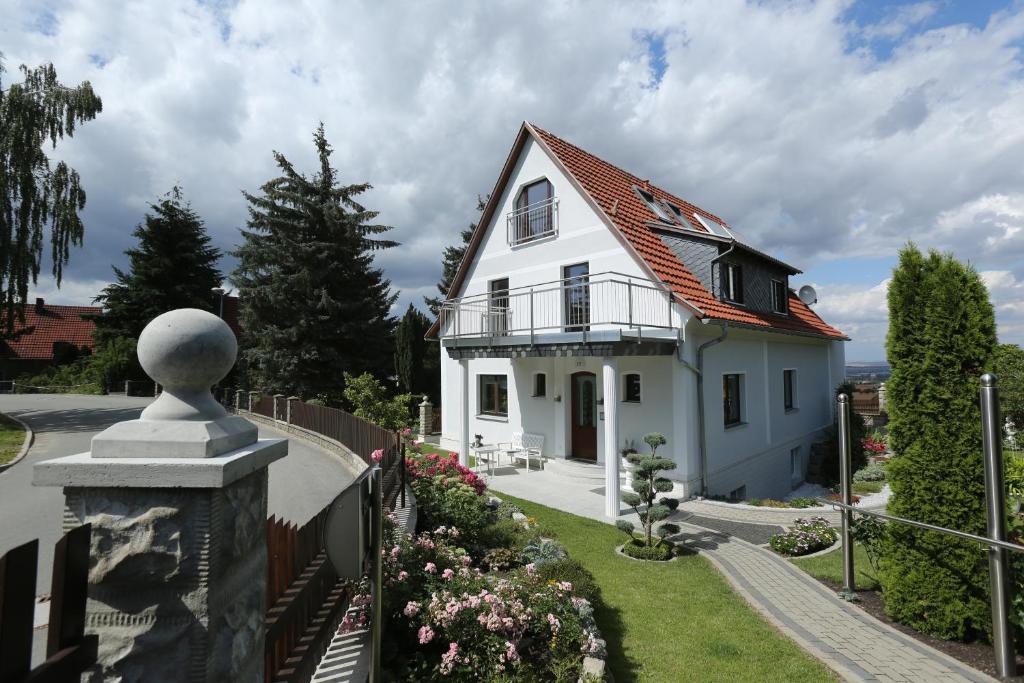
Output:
[{"xmin": 138, "ymin": 309, "xmax": 237, "ymax": 422}]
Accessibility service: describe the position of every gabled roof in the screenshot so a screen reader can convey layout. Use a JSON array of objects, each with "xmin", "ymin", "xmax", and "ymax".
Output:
[
  {"xmin": 433, "ymin": 122, "xmax": 846, "ymax": 341},
  {"xmin": 1, "ymin": 300, "xmax": 101, "ymax": 360}
]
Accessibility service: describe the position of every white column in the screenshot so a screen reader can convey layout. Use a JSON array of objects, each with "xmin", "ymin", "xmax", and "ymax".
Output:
[
  {"xmin": 603, "ymin": 357, "xmax": 619, "ymax": 518},
  {"xmin": 458, "ymin": 359, "xmax": 470, "ymax": 468}
]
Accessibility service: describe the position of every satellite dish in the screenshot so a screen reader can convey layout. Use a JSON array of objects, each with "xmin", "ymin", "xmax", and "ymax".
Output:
[{"xmin": 798, "ymin": 285, "xmax": 818, "ymax": 306}]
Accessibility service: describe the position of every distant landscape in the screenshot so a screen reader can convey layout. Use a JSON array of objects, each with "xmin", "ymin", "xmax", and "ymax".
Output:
[{"xmin": 846, "ymin": 361, "xmax": 891, "ymax": 382}]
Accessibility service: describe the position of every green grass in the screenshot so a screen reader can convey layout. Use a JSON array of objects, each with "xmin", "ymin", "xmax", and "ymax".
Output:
[
  {"xmin": 792, "ymin": 541, "xmax": 880, "ymax": 591},
  {"xmin": 0, "ymin": 413, "xmax": 26, "ymax": 466},
  {"xmin": 852, "ymin": 480, "xmax": 884, "ymax": 495},
  {"xmin": 492, "ymin": 491, "xmax": 835, "ymax": 683}
]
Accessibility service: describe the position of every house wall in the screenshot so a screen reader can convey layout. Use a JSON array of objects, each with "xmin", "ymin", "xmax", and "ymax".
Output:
[{"xmin": 694, "ymin": 324, "xmax": 837, "ymax": 499}]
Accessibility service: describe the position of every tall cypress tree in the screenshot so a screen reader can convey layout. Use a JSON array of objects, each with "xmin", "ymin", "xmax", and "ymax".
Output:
[
  {"xmin": 232, "ymin": 124, "xmax": 397, "ymax": 401},
  {"xmin": 424, "ymin": 194, "xmax": 487, "ymax": 317},
  {"xmin": 394, "ymin": 303, "xmax": 439, "ymax": 402},
  {"xmin": 881, "ymin": 246, "xmax": 997, "ymax": 640},
  {"xmin": 93, "ymin": 187, "xmax": 222, "ymax": 345}
]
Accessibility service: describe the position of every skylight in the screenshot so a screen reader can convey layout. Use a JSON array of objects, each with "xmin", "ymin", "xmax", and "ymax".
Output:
[
  {"xmin": 693, "ymin": 214, "xmax": 734, "ymax": 239},
  {"xmin": 664, "ymin": 202, "xmax": 694, "ymax": 230},
  {"xmin": 635, "ymin": 187, "xmax": 674, "ymax": 223}
]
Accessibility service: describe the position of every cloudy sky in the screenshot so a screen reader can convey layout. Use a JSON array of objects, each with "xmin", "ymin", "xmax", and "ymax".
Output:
[{"xmin": 3, "ymin": 0, "xmax": 1023, "ymax": 361}]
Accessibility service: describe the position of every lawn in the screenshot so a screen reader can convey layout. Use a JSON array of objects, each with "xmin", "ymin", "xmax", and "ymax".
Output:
[
  {"xmin": 792, "ymin": 541, "xmax": 880, "ymax": 591},
  {"xmin": 0, "ymin": 413, "xmax": 26, "ymax": 466},
  {"xmin": 491, "ymin": 491, "xmax": 835, "ymax": 683}
]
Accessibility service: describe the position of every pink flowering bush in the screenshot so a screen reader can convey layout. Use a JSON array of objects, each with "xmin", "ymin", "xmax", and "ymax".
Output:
[{"xmin": 405, "ymin": 451, "xmax": 490, "ymax": 545}]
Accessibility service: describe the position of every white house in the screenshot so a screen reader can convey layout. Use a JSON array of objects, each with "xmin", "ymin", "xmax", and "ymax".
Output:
[{"xmin": 429, "ymin": 122, "xmax": 847, "ymax": 517}]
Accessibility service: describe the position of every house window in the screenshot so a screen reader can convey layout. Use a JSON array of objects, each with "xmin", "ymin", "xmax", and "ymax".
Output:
[
  {"xmin": 488, "ymin": 278, "xmax": 510, "ymax": 335},
  {"xmin": 791, "ymin": 446, "xmax": 802, "ymax": 481},
  {"xmin": 721, "ymin": 263, "xmax": 744, "ymax": 304},
  {"xmin": 533, "ymin": 373, "xmax": 547, "ymax": 398},
  {"xmin": 509, "ymin": 179, "xmax": 555, "ymax": 244},
  {"xmin": 479, "ymin": 375, "xmax": 508, "ymax": 416},
  {"xmin": 723, "ymin": 373, "xmax": 743, "ymax": 427},
  {"xmin": 623, "ymin": 373, "xmax": 642, "ymax": 403},
  {"xmin": 771, "ymin": 279, "xmax": 788, "ymax": 314},
  {"xmin": 563, "ymin": 262, "xmax": 590, "ymax": 331},
  {"xmin": 783, "ymin": 369, "xmax": 797, "ymax": 411}
]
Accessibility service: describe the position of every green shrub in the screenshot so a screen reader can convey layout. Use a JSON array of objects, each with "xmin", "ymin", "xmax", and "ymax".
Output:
[
  {"xmin": 535, "ymin": 558, "xmax": 601, "ymax": 604},
  {"xmin": 621, "ymin": 432, "xmax": 677, "ymax": 548},
  {"xmin": 769, "ymin": 517, "xmax": 837, "ymax": 557},
  {"xmin": 850, "ymin": 517, "xmax": 885, "ymax": 574},
  {"xmin": 787, "ymin": 497, "xmax": 820, "ymax": 508},
  {"xmin": 748, "ymin": 498, "xmax": 789, "ymax": 508},
  {"xmin": 621, "ymin": 539, "xmax": 673, "ymax": 561},
  {"xmin": 853, "ymin": 462, "xmax": 887, "ymax": 483},
  {"xmin": 495, "ymin": 500, "xmax": 524, "ymax": 520},
  {"xmin": 481, "ymin": 547, "xmax": 520, "ymax": 572},
  {"xmin": 853, "ymin": 481, "xmax": 884, "ymax": 495},
  {"xmin": 1007, "ymin": 454, "xmax": 1024, "ymax": 500},
  {"xmin": 475, "ymin": 518, "xmax": 529, "ymax": 552},
  {"xmin": 521, "ymin": 538, "xmax": 567, "ymax": 567}
]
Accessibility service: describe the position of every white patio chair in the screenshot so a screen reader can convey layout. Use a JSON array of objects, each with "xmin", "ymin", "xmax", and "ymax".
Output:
[{"xmin": 500, "ymin": 432, "xmax": 545, "ymax": 472}]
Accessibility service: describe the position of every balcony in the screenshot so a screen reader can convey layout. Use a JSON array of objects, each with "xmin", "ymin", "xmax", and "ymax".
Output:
[
  {"xmin": 439, "ymin": 272, "xmax": 677, "ymax": 351},
  {"xmin": 507, "ymin": 197, "xmax": 558, "ymax": 246}
]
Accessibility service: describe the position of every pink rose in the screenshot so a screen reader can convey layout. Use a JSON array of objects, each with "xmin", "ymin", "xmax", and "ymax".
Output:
[
  {"xmin": 425, "ymin": 562, "xmax": 437, "ymax": 574},
  {"xmin": 418, "ymin": 625, "xmax": 434, "ymax": 644}
]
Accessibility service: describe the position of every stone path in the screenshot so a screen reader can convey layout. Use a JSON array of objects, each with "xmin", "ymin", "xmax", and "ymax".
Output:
[{"xmin": 671, "ymin": 518, "xmax": 997, "ymax": 683}]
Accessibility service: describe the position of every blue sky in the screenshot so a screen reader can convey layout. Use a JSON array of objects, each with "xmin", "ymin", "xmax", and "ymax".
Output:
[{"xmin": 3, "ymin": 0, "xmax": 1023, "ymax": 363}]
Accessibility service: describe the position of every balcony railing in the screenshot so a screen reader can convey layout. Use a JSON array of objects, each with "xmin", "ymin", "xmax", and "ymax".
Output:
[
  {"xmin": 440, "ymin": 271, "xmax": 676, "ymax": 340},
  {"xmin": 507, "ymin": 197, "xmax": 558, "ymax": 246}
]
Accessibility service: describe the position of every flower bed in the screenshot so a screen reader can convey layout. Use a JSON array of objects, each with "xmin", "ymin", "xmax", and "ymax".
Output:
[
  {"xmin": 342, "ymin": 445, "xmax": 606, "ymax": 681},
  {"xmin": 769, "ymin": 517, "xmax": 838, "ymax": 557}
]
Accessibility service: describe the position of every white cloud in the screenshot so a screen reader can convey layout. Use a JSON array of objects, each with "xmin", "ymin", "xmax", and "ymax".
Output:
[{"xmin": 0, "ymin": 0, "xmax": 1021, "ymax": 348}]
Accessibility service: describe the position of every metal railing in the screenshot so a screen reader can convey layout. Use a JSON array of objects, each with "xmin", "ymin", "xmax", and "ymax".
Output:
[
  {"xmin": 829, "ymin": 375, "xmax": 1020, "ymax": 678},
  {"xmin": 439, "ymin": 271, "xmax": 676, "ymax": 340},
  {"xmin": 507, "ymin": 196, "xmax": 558, "ymax": 246}
]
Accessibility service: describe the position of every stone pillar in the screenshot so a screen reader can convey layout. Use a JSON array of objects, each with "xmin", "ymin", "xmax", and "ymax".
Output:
[
  {"xmin": 286, "ymin": 396, "xmax": 299, "ymax": 424},
  {"xmin": 248, "ymin": 390, "xmax": 259, "ymax": 413},
  {"xmin": 602, "ymin": 357, "xmax": 620, "ymax": 519},
  {"xmin": 34, "ymin": 308, "xmax": 287, "ymax": 682},
  {"xmin": 273, "ymin": 393, "xmax": 284, "ymax": 421},
  {"xmin": 235, "ymin": 389, "xmax": 244, "ymax": 410},
  {"xmin": 418, "ymin": 395, "xmax": 433, "ymax": 441},
  {"xmin": 878, "ymin": 382, "xmax": 887, "ymax": 413},
  {"xmin": 457, "ymin": 359, "xmax": 470, "ymax": 468}
]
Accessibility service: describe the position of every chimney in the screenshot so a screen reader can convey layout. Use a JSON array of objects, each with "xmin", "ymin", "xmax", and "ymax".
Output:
[
  {"xmin": 35, "ymin": 297, "xmax": 44, "ymax": 313},
  {"xmin": 642, "ymin": 179, "xmax": 650, "ymax": 190}
]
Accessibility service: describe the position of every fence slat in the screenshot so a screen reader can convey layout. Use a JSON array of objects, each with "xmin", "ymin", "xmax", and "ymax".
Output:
[
  {"xmin": 46, "ymin": 524, "xmax": 91, "ymax": 658},
  {"xmin": 0, "ymin": 539, "xmax": 38, "ymax": 682}
]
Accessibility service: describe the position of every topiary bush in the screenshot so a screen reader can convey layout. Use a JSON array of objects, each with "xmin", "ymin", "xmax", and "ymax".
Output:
[
  {"xmin": 621, "ymin": 539, "xmax": 673, "ymax": 561},
  {"xmin": 620, "ymin": 432, "xmax": 679, "ymax": 550},
  {"xmin": 769, "ymin": 517, "xmax": 837, "ymax": 557}
]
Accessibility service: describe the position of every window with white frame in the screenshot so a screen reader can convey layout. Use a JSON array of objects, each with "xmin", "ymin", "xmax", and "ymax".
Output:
[
  {"xmin": 479, "ymin": 374, "xmax": 508, "ymax": 416},
  {"xmin": 508, "ymin": 179, "xmax": 556, "ymax": 245},
  {"xmin": 623, "ymin": 373, "xmax": 641, "ymax": 403},
  {"xmin": 771, "ymin": 279, "xmax": 788, "ymax": 314},
  {"xmin": 533, "ymin": 373, "xmax": 547, "ymax": 398},
  {"xmin": 723, "ymin": 373, "xmax": 743, "ymax": 427},
  {"xmin": 783, "ymin": 369, "xmax": 797, "ymax": 411},
  {"xmin": 721, "ymin": 263, "xmax": 744, "ymax": 304}
]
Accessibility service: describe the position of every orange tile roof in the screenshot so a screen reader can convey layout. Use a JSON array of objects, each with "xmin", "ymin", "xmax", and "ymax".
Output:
[
  {"xmin": 530, "ymin": 124, "xmax": 846, "ymax": 340},
  {"xmin": 1, "ymin": 300, "xmax": 101, "ymax": 360}
]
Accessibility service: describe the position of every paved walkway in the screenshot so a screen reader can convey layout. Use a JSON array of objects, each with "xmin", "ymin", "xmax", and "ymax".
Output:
[{"xmin": 486, "ymin": 460, "xmax": 996, "ymax": 683}]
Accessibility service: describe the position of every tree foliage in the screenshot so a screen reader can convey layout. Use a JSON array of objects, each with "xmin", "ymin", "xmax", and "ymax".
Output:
[
  {"xmin": 232, "ymin": 124, "xmax": 397, "ymax": 400},
  {"xmin": 424, "ymin": 195, "xmax": 486, "ymax": 317},
  {"xmin": 342, "ymin": 371, "xmax": 412, "ymax": 431},
  {"xmin": 820, "ymin": 382, "xmax": 868, "ymax": 485},
  {"xmin": 993, "ymin": 343, "xmax": 1024, "ymax": 434},
  {"xmin": 0, "ymin": 57, "xmax": 102, "ymax": 335},
  {"xmin": 618, "ymin": 432, "xmax": 679, "ymax": 548},
  {"xmin": 93, "ymin": 187, "xmax": 222, "ymax": 345},
  {"xmin": 394, "ymin": 303, "xmax": 439, "ymax": 402},
  {"xmin": 880, "ymin": 244, "xmax": 997, "ymax": 641}
]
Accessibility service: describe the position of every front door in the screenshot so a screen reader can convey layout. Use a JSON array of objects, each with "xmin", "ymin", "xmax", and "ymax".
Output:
[{"xmin": 571, "ymin": 371, "xmax": 597, "ymax": 461}]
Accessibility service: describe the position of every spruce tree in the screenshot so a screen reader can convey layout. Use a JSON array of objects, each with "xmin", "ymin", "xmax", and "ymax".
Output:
[
  {"xmin": 424, "ymin": 195, "xmax": 487, "ymax": 317},
  {"xmin": 394, "ymin": 303, "xmax": 439, "ymax": 402},
  {"xmin": 93, "ymin": 187, "xmax": 222, "ymax": 345},
  {"xmin": 880, "ymin": 246, "xmax": 997, "ymax": 640},
  {"xmin": 1, "ymin": 56, "xmax": 103, "ymax": 335},
  {"xmin": 232, "ymin": 124, "xmax": 397, "ymax": 401}
]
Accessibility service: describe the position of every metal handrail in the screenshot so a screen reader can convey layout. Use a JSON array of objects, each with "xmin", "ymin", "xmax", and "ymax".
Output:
[
  {"xmin": 445, "ymin": 270, "xmax": 671, "ymax": 304},
  {"xmin": 507, "ymin": 196, "xmax": 558, "ymax": 246}
]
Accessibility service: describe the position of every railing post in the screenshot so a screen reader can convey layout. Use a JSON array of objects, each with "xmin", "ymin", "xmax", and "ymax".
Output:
[
  {"xmin": 980, "ymin": 373, "xmax": 1015, "ymax": 677},
  {"xmin": 837, "ymin": 393, "xmax": 857, "ymax": 601},
  {"xmin": 627, "ymin": 280, "xmax": 634, "ymax": 327},
  {"xmin": 529, "ymin": 288, "xmax": 535, "ymax": 346}
]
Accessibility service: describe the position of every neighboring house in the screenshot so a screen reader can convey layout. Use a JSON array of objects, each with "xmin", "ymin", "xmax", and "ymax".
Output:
[
  {"xmin": 0, "ymin": 298, "xmax": 101, "ymax": 381},
  {"xmin": 429, "ymin": 123, "xmax": 847, "ymax": 515}
]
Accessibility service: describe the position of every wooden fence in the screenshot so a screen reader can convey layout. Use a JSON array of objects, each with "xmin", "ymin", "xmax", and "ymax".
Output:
[
  {"xmin": 0, "ymin": 525, "xmax": 97, "ymax": 683},
  {"xmin": 265, "ymin": 509, "xmax": 351, "ymax": 683}
]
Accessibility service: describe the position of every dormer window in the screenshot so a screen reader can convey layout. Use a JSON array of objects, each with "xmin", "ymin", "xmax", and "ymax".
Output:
[
  {"xmin": 722, "ymin": 262, "xmax": 744, "ymax": 304},
  {"xmin": 771, "ymin": 279, "xmax": 788, "ymax": 314},
  {"xmin": 635, "ymin": 186, "xmax": 674, "ymax": 223},
  {"xmin": 508, "ymin": 179, "xmax": 557, "ymax": 245}
]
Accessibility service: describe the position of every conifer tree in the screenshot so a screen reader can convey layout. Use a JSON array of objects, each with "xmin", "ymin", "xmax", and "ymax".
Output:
[
  {"xmin": 232, "ymin": 124, "xmax": 398, "ymax": 401},
  {"xmin": 424, "ymin": 195, "xmax": 487, "ymax": 317},
  {"xmin": 1, "ymin": 56, "xmax": 103, "ymax": 335},
  {"xmin": 93, "ymin": 187, "xmax": 222, "ymax": 345},
  {"xmin": 394, "ymin": 303, "xmax": 439, "ymax": 402},
  {"xmin": 993, "ymin": 343, "xmax": 1024, "ymax": 432},
  {"xmin": 880, "ymin": 245, "xmax": 997, "ymax": 640}
]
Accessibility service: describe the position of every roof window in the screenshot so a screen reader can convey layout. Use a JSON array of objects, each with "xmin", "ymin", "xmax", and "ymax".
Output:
[
  {"xmin": 634, "ymin": 186, "xmax": 674, "ymax": 223},
  {"xmin": 694, "ymin": 214, "xmax": 733, "ymax": 239}
]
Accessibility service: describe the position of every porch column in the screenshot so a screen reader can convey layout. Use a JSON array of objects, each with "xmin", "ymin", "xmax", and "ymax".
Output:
[
  {"xmin": 603, "ymin": 357, "xmax": 620, "ymax": 518},
  {"xmin": 457, "ymin": 358, "xmax": 470, "ymax": 468}
]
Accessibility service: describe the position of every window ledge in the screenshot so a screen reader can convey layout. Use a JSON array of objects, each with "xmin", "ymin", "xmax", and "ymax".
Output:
[
  {"xmin": 531, "ymin": 394, "xmax": 546, "ymax": 399},
  {"xmin": 785, "ymin": 408, "xmax": 799, "ymax": 415},
  {"xmin": 724, "ymin": 421, "xmax": 748, "ymax": 431},
  {"xmin": 476, "ymin": 414, "xmax": 509, "ymax": 423},
  {"xmin": 622, "ymin": 400, "xmax": 642, "ymax": 404}
]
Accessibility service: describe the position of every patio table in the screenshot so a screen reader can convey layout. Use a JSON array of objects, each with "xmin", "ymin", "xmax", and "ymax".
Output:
[{"xmin": 471, "ymin": 445, "xmax": 502, "ymax": 477}]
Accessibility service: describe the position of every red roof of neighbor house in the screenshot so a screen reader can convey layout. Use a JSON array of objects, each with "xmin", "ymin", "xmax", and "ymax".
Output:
[
  {"xmin": 528, "ymin": 124, "xmax": 847, "ymax": 340},
  {"xmin": 1, "ymin": 300, "xmax": 101, "ymax": 360}
]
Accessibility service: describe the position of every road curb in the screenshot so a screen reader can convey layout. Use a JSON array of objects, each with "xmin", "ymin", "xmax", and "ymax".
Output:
[{"xmin": 0, "ymin": 412, "xmax": 34, "ymax": 474}]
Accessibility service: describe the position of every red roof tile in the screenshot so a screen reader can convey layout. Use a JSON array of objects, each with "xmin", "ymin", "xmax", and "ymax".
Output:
[
  {"xmin": 1, "ymin": 301, "xmax": 101, "ymax": 360},
  {"xmin": 530, "ymin": 124, "xmax": 846, "ymax": 340}
]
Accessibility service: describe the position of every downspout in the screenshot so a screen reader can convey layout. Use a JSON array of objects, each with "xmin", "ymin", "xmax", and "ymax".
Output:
[{"xmin": 696, "ymin": 321, "xmax": 728, "ymax": 496}]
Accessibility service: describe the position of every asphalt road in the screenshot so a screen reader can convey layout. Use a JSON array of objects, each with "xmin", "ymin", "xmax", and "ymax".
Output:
[{"xmin": 0, "ymin": 393, "xmax": 360, "ymax": 596}]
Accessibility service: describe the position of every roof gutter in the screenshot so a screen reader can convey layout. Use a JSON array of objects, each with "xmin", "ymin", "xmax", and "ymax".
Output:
[{"xmin": 696, "ymin": 320, "xmax": 728, "ymax": 497}]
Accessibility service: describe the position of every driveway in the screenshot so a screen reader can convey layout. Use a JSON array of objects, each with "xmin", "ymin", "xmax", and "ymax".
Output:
[{"xmin": 0, "ymin": 393, "xmax": 360, "ymax": 596}]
